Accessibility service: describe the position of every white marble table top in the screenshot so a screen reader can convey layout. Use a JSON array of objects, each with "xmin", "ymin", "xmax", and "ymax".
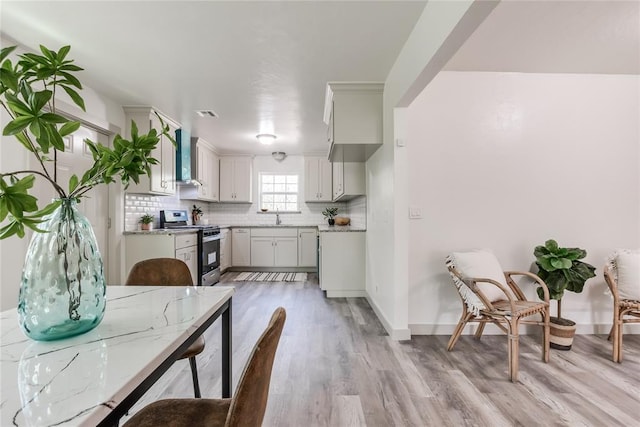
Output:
[{"xmin": 1, "ymin": 285, "xmax": 235, "ymax": 427}]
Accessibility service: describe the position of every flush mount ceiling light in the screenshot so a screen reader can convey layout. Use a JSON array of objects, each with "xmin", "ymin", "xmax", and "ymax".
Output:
[
  {"xmin": 272, "ymin": 151, "xmax": 286, "ymax": 161},
  {"xmin": 256, "ymin": 133, "xmax": 277, "ymax": 145}
]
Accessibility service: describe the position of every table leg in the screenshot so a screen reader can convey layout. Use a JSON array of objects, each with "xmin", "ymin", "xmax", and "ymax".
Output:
[{"xmin": 222, "ymin": 299, "xmax": 232, "ymax": 398}]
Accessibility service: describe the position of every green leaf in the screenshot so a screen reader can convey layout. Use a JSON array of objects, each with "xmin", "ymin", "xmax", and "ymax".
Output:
[
  {"xmin": 57, "ymin": 45, "xmax": 71, "ymax": 62},
  {"xmin": 549, "ymin": 258, "xmax": 572, "ymax": 270},
  {"xmin": 40, "ymin": 113, "xmax": 68, "ymax": 124},
  {"xmin": 59, "ymin": 71, "xmax": 82, "ymax": 89},
  {"xmin": 32, "ymin": 200, "xmax": 61, "ymax": 217},
  {"xmin": 0, "ymin": 221, "xmax": 22, "ymax": 239},
  {"xmin": 545, "ymin": 239, "xmax": 559, "ymax": 253},
  {"xmin": 59, "ymin": 120, "xmax": 80, "ymax": 137},
  {"xmin": 0, "ymin": 46, "xmax": 17, "ymax": 63},
  {"xmin": 31, "ymin": 90, "xmax": 52, "ymax": 112},
  {"xmin": 39, "ymin": 45, "xmax": 56, "ymax": 62},
  {"xmin": 3, "ymin": 116, "xmax": 32, "ymax": 135},
  {"xmin": 69, "ymin": 174, "xmax": 79, "ymax": 192},
  {"xmin": 61, "ymin": 85, "xmax": 85, "ymax": 110},
  {"xmin": 0, "ymin": 67, "xmax": 18, "ymax": 92}
]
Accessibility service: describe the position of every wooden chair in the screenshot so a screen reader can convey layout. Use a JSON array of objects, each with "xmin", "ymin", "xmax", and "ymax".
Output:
[
  {"xmin": 124, "ymin": 307, "xmax": 286, "ymax": 427},
  {"xmin": 446, "ymin": 250, "xmax": 550, "ymax": 382},
  {"xmin": 126, "ymin": 258, "xmax": 206, "ymax": 398},
  {"xmin": 604, "ymin": 250, "xmax": 640, "ymax": 363}
]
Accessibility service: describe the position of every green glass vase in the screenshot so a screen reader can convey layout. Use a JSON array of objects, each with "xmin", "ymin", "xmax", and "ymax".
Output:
[{"xmin": 18, "ymin": 198, "xmax": 106, "ymax": 341}]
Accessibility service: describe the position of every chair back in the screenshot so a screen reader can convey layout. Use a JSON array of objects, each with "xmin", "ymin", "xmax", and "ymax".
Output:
[
  {"xmin": 126, "ymin": 258, "xmax": 193, "ymax": 286},
  {"xmin": 225, "ymin": 307, "xmax": 286, "ymax": 427}
]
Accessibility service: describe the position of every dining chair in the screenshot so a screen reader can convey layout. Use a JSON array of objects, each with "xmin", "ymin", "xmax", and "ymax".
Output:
[
  {"xmin": 603, "ymin": 250, "xmax": 640, "ymax": 362},
  {"xmin": 445, "ymin": 250, "xmax": 551, "ymax": 382},
  {"xmin": 125, "ymin": 257, "xmax": 205, "ymax": 398},
  {"xmin": 124, "ymin": 307, "xmax": 286, "ymax": 427}
]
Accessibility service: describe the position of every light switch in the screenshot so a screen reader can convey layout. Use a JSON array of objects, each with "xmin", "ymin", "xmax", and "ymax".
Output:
[
  {"xmin": 409, "ymin": 206, "xmax": 422, "ymax": 219},
  {"xmin": 395, "ymin": 138, "xmax": 405, "ymax": 147}
]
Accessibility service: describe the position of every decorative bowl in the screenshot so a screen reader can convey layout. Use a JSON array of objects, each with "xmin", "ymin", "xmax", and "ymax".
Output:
[
  {"xmin": 261, "ymin": 208, "xmax": 268, "ymax": 212},
  {"xmin": 335, "ymin": 216, "xmax": 350, "ymax": 226}
]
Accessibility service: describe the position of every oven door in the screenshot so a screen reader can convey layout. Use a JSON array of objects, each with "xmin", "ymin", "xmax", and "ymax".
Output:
[{"xmin": 202, "ymin": 234, "xmax": 221, "ymax": 284}]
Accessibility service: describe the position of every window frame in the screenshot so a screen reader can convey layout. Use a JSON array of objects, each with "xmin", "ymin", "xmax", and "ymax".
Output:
[{"xmin": 259, "ymin": 172, "xmax": 300, "ymax": 212}]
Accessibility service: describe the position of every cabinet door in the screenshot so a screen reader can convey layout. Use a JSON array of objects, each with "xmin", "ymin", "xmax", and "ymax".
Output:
[
  {"xmin": 175, "ymin": 245, "xmax": 198, "ymax": 286},
  {"xmin": 305, "ymin": 158, "xmax": 320, "ymax": 202},
  {"xmin": 149, "ymin": 115, "xmax": 165, "ymax": 193},
  {"xmin": 219, "ymin": 158, "xmax": 234, "ymax": 201},
  {"xmin": 196, "ymin": 143, "xmax": 208, "ymax": 199},
  {"xmin": 318, "ymin": 158, "xmax": 332, "ymax": 201},
  {"xmin": 220, "ymin": 230, "xmax": 231, "ymax": 270},
  {"xmin": 210, "ymin": 151, "xmax": 220, "ymax": 202},
  {"xmin": 298, "ymin": 228, "xmax": 317, "ymax": 267},
  {"xmin": 251, "ymin": 238, "xmax": 275, "ymax": 267},
  {"xmin": 161, "ymin": 123, "xmax": 177, "ymax": 195},
  {"xmin": 232, "ymin": 228, "xmax": 251, "ymax": 266},
  {"xmin": 274, "ymin": 237, "xmax": 298, "ymax": 267},
  {"xmin": 233, "ymin": 158, "xmax": 252, "ymax": 202},
  {"xmin": 333, "ymin": 160, "xmax": 344, "ymax": 200}
]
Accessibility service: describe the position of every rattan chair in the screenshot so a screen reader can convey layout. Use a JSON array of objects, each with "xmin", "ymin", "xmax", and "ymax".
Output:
[
  {"xmin": 604, "ymin": 250, "xmax": 640, "ymax": 363},
  {"xmin": 446, "ymin": 250, "xmax": 551, "ymax": 382},
  {"xmin": 126, "ymin": 258, "xmax": 205, "ymax": 398},
  {"xmin": 124, "ymin": 307, "xmax": 286, "ymax": 427}
]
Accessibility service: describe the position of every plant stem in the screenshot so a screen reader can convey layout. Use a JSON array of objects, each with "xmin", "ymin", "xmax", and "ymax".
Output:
[{"xmin": 1, "ymin": 170, "xmax": 66, "ymax": 198}]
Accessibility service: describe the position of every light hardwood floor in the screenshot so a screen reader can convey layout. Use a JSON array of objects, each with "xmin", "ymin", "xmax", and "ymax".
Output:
[{"xmin": 124, "ymin": 273, "xmax": 640, "ymax": 426}]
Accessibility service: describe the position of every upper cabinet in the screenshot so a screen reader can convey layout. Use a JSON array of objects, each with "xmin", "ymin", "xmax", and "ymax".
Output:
[
  {"xmin": 219, "ymin": 156, "xmax": 252, "ymax": 203},
  {"xmin": 180, "ymin": 138, "xmax": 219, "ymax": 202},
  {"xmin": 123, "ymin": 107, "xmax": 179, "ymax": 195},
  {"xmin": 323, "ymin": 82, "xmax": 384, "ymax": 162},
  {"xmin": 304, "ymin": 156, "xmax": 332, "ymax": 202},
  {"xmin": 331, "ymin": 144, "xmax": 365, "ymax": 202}
]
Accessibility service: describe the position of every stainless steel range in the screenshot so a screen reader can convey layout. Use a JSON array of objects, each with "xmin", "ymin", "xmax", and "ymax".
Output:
[{"xmin": 160, "ymin": 210, "xmax": 221, "ymax": 286}]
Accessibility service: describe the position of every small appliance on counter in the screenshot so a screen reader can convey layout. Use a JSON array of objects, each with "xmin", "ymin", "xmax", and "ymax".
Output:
[{"xmin": 160, "ymin": 209, "xmax": 221, "ymax": 286}]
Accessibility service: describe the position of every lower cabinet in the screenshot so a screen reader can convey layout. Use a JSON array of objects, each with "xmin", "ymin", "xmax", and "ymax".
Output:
[
  {"xmin": 232, "ymin": 228, "xmax": 251, "ymax": 266},
  {"xmin": 125, "ymin": 232, "xmax": 199, "ymax": 285},
  {"xmin": 219, "ymin": 228, "xmax": 231, "ymax": 272},
  {"xmin": 250, "ymin": 228, "xmax": 298, "ymax": 267},
  {"xmin": 319, "ymin": 231, "xmax": 365, "ymax": 297},
  {"xmin": 298, "ymin": 228, "xmax": 317, "ymax": 267}
]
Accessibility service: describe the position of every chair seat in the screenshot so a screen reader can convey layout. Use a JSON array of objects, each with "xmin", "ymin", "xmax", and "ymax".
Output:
[
  {"xmin": 619, "ymin": 299, "xmax": 640, "ymax": 309},
  {"xmin": 180, "ymin": 336, "xmax": 205, "ymax": 359},
  {"xmin": 488, "ymin": 300, "xmax": 548, "ymax": 317},
  {"xmin": 125, "ymin": 398, "xmax": 231, "ymax": 427}
]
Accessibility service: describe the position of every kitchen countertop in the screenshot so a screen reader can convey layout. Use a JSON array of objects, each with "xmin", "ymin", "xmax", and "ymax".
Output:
[
  {"xmin": 317, "ymin": 225, "xmax": 366, "ymax": 232},
  {"xmin": 123, "ymin": 228, "xmax": 198, "ymax": 235}
]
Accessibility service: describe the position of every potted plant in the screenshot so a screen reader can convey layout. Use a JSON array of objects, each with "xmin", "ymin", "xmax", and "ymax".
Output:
[
  {"xmin": 192, "ymin": 204, "xmax": 203, "ymax": 225},
  {"xmin": 139, "ymin": 214, "xmax": 154, "ymax": 231},
  {"xmin": 534, "ymin": 239, "xmax": 596, "ymax": 350},
  {"xmin": 322, "ymin": 207, "xmax": 338, "ymax": 226},
  {"xmin": 0, "ymin": 44, "xmax": 174, "ymax": 341}
]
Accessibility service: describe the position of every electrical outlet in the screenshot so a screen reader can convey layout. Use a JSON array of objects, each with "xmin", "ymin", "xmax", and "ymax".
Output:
[{"xmin": 409, "ymin": 207, "xmax": 422, "ymax": 219}]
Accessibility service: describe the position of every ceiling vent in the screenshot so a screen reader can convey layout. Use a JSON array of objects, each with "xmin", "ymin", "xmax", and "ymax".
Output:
[{"xmin": 196, "ymin": 110, "xmax": 218, "ymax": 118}]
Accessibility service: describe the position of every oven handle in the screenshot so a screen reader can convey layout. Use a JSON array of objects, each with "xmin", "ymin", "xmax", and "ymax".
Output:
[{"xmin": 203, "ymin": 235, "xmax": 222, "ymax": 243}]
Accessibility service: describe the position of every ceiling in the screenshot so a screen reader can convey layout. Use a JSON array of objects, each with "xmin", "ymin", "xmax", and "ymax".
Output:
[
  {"xmin": 445, "ymin": 0, "xmax": 640, "ymax": 75},
  {"xmin": 2, "ymin": 1, "xmax": 638, "ymax": 157},
  {"xmin": 0, "ymin": 1, "xmax": 426, "ymax": 155}
]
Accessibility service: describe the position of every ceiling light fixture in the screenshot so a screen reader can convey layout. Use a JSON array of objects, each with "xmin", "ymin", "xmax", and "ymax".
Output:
[
  {"xmin": 272, "ymin": 151, "xmax": 286, "ymax": 161},
  {"xmin": 256, "ymin": 133, "xmax": 277, "ymax": 145}
]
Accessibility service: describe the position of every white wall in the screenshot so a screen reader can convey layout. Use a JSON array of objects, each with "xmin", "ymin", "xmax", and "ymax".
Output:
[
  {"xmin": 365, "ymin": 0, "xmax": 497, "ymax": 339},
  {"xmin": 407, "ymin": 71, "xmax": 640, "ymax": 334}
]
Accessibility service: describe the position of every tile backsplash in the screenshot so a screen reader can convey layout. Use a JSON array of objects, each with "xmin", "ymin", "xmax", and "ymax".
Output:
[{"xmin": 124, "ymin": 193, "xmax": 366, "ymax": 231}]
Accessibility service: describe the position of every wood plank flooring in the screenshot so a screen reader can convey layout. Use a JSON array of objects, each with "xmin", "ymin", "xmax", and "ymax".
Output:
[{"xmin": 123, "ymin": 273, "xmax": 640, "ymax": 426}]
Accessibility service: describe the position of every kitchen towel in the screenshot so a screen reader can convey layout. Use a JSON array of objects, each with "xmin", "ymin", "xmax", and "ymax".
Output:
[{"xmin": 233, "ymin": 272, "xmax": 307, "ymax": 282}]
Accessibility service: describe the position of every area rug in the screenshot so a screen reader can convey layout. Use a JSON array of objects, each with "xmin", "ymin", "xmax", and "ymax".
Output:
[{"xmin": 233, "ymin": 272, "xmax": 307, "ymax": 282}]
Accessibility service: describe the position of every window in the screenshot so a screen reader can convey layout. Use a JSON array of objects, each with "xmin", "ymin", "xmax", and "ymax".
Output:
[{"xmin": 260, "ymin": 174, "xmax": 298, "ymax": 212}]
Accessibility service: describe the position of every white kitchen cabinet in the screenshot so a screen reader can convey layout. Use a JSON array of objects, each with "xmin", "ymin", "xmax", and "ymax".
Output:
[
  {"xmin": 332, "ymin": 145, "xmax": 365, "ymax": 201},
  {"xmin": 181, "ymin": 138, "xmax": 219, "ymax": 202},
  {"xmin": 319, "ymin": 231, "xmax": 365, "ymax": 297},
  {"xmin": 298, "ymin": 228, "xmax": 317, "ymax": 267},
  {"xmin": 219, "ymin": 228, "xmax": 231, "ymax": 272},
  {"xmin": 232, "ymin": 228, "xmax": 251, "ymax": 266},
  {"xmin": 250, "ymin": 228, "xmax": 298, "ymax": 267},
  {"xmin": 123, "ymin": 107, "xmax": 179, "ymax": 195},
  {"xmin": 305, "ymin": 157, "xmax": 332, "ymax": 202},
  {"xmin": 323, "ymin": 82, "xmax": 384, "ymax": 162},
  {"xmin": 125, "ymin": 231, "xmax": 199, "ymax": 285},
  {"xmin": 220, "ymin": 157, "xmax": 252, "ymax": 202}
]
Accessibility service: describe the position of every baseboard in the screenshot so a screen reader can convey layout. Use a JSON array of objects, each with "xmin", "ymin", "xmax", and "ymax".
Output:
[
  {"xmin": 409, "ymin": 323, "xmax": 640, "ymax": 336},
  {"xmin": 366, "ymin": 293, "xmax": 411, "ymax": 341},
  {"xmin": 325, "ymin": 290, "xmax": 367, "ymax": 298}
]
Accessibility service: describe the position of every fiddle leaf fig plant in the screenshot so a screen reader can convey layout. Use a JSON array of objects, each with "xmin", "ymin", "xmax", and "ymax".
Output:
[
  {"xmin": 0, "ymin": 44, "xmax": 175, "ymax": 239},
  {"xmin": 534, "ymin": 239, "xmax": 596, "ymax": 319}
]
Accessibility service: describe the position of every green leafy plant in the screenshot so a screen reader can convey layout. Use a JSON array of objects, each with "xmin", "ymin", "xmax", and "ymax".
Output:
[
  {"xmin": 322, "ymin": 207, "xmax": 338, "ymax": 220},
  {"xmin": 0, "ymin": 44, "xmax": 175, "ymax": 239},
  {"xmin": 139, "ymin": 213, "xmax": 154, "ymax": 225},
  {"xmin": 534, "ymin": 239, "xmax": 596, "ymax": 318},
  {"xmin": 192, "ymin": 205, "xmax": 203, "ymax": 219}
]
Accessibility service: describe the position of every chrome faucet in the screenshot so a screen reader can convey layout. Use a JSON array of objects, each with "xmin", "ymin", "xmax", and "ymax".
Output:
[{"xmin": 276, "ymin": 212, "xmax": 281, "ymax": 225}]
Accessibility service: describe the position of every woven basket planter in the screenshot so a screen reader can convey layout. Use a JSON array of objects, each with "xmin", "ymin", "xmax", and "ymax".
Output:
[{"xmin": 549, "ymin": 317, "xmax": 576, "ymax": 350}]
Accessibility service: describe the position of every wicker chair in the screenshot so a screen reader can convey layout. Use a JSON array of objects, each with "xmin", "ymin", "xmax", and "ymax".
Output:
[
  {"xmin": 446, "ymin": 250, "xmax": 551, "ymax": 382},
  {"xmin": 604, "ymin": 250, "xmax": 640, "ymax": 363},
  {"xmin": 126, "ymin": 258, "xmax": 206, "ymax": 398},
  {"xmin": 124, "ymin": 307, "xmax": 286, "ymax": 427}
]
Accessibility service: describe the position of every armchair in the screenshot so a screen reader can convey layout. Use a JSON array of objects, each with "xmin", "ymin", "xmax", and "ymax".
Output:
[{"xmin": 446, "ymin": 249, "xmax": 550, "ymax": 382}]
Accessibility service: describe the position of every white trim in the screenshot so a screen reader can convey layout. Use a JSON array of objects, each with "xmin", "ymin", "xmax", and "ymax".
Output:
[
  {"xmin": 366, "ymin": 293, "xmax": 411, "ymax": 340},
  {"xmin": 326, "ymin": 290, "xmax": 367, "ymax": 298},
  {"xmin": 409, "ymin": 323, "xmax": 640, "ymax": 336}
]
